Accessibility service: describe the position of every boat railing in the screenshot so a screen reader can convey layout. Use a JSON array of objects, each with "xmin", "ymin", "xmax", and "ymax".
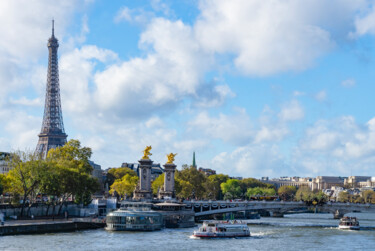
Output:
[{"xmin": 204, "ymin": 220, "xmax": 247, "ymax": 225}]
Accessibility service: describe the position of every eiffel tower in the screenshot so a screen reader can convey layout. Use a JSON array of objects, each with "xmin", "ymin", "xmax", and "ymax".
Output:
[{"xmin": 36, "ymin": 20, "xmax": 67, "ymax": 157}]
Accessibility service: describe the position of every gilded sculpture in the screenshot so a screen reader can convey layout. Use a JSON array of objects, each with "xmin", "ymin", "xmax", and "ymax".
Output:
[
  {"xmin": 166, "ymin": 153, "xmax": 177, "ymax": 164},
  {"xmin": 142, "ymin": 146, "xmax": 152, "ymax": 159}
]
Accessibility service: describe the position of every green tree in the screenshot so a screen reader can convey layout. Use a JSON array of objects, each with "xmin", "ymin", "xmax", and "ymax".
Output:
[
  {"xmin": 175, "ymin": 179, "xmax": 194, "ymax": 199},
  {"xmin": 296, "ymin": 186, "xmax": 313, "ymax": 202},
  {"xmin": 204, "ymin": 174, "xmax": 229, "ymax": 200},
  {"xmin": 338, "ymin": 191, "xmax": 349, "ymax": 202},
  {"xmin": 45, "ymin": 139, "xmax": 100, "ymax": 213},
  {"xmin": 74, "ymin": 172, "xmax": 101, "ymax": 206},
  {"xmin": 362, "ymin": 190, "xmax": 375, "ymax": 203},
  {"xmin": 221, "ymin": 179, "xmax": 242, "ymax": 200},
  {"xmin": 6, "ymin": 151, "xmax": 45, "ymax": 216},
  {"xmin": 355, "ymin": 196, "xmax": 364, "ymax": 204},
  {"xmin": 278, "ymin": 185, "xmax": 297, "ymax": 201},
  {"xmin": 246, "ymin": 187, "xmax": 276, "ymax": 198},
  {"xmin": 315, "ymin": 191, "xmax": 327, "ymax": 204},
  {"xmin": 176, "ymin": 167, "xmax": 207, "ymax": 199},
  {"xmin": 0, "ymin": 174, "xmax": 6, "ymax": 195},
  {"xmin": 109, "ymin": 174, "xmax": 139, "ymax": 199},
  {"xmin": 240, "ymin": 178, "xmax": 275, "ymax": 195},
  {"xmin": 106, "ymin": 167, "xmax": 137, "ymax": 187},
  {"xmin": 246, "ymin": 187, "xmax": 264, "ymax": 198},
  {"xmin": 151, "ymin": 173, "xmax": 164, "ymax": 195}
]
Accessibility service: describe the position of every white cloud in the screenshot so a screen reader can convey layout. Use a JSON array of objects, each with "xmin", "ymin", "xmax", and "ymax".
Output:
[
  {"xmin": 194, "ymin": 84, "xmax": 235, "ymax": 108},
  {"xmin": 341, "ymin": 78, "xmax": 356, "ymax": 87},
  {"xmin": 188, "ymin": 109, "xmax": 253, "ymax": 145},
  {"xmin": 150, "ymin": 0, "xmax": 172, "ymax": 16},
  {"xmin": 145, "ymin": 117, "xmax": 165, "ymax": 129},
  {"xmin": 292, "ymin": 116, "xmax": 375, "ymax": 176},
  {"xmin": 114, "ymin": 7, "xmax": 133, "ymax": 23},
  {"xmin": 278, "ymin": 100, "xmax": 304, "ymax": 122},
  {"xmin": 351, "ymin": 5, "xmax": 375, "ymax": 37},
  {"xmin": 194, "ymin": 0, "xmax": 354, "ymax": 75},
  {"xmin": 211, "ymin": 144, "xmax": 286, "ymax": 177},
  {"xmin": 8, "ymin": 97, "xmax": 42, "ymax": 107},
  {"xmin": 254, "ymin": 126, "xmax": 289, "ymax": 144},
  {"xmin": 315, "ymin": 90, "xmax": 327, "ymax": 102},
  {"xmin": 90, "ymin": 18, "xmax": 214, "ymax": 120},
  {"xmin": 114, "ymin": 6, "xmax": 155, "ymax": 25},
  {"xmin": 293, "ymin": 91, "xmax": 306, "ymax": 97},
  {"xmin": 0, "ymin": 110, "xmax": 40, "ymax": 151},
  {"xmin": 60, "ymin": 45, "xmax": 118, "ymax": 114}
]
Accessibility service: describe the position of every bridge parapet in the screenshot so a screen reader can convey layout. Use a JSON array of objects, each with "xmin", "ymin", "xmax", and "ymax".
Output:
[{"xmin": 184, "ymin": 200, "xmax": 375, "ymax": 218}]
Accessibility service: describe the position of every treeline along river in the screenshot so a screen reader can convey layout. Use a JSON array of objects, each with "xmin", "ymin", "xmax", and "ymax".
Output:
[{"xmin": 1, "ymin": 213, "xmax": 375, "ymax": 250}]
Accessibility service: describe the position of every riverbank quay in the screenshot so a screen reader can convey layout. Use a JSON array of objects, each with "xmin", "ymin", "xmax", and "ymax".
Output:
[{"xmin": 0, "ymin": 218, "xmax": 105, "ymax": 236}]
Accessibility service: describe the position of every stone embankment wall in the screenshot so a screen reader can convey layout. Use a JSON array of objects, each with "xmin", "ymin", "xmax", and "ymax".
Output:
[
  {"xmin": 0, "ymin": 221, "xmax": 105, "ymax": 236},
  {"xmin": 0, "ymin": 204, "xmax": 97, "ymax": 218}
]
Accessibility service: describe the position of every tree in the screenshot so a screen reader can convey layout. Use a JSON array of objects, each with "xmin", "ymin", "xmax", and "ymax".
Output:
[
  {"xmin": 246, "ymin": 187, "xmax": 263, "ymax": 198},
  {"xmin": 45, "ymin": 139, "xmax": 100, "ymax": 213},
  {"xmin": 221, "ymin": 179, "xmax": 242, "ymax": 200},
  {"xmin": 278, "ymin": 185, "xmax": 297, "ymax": 201},
  {"xmin": 109, "ymin": 174, "xmax": 139, "ymax": 199},
  {"xmin": 0, "ymin": 174, "xmax": 6, "ymax": 195},
  {"xmin": 246, "ymin": 187, "xmax": 276, "ymax": 198},
  {"xmin": 296, "ymin": 186, "xmax": 313, "ymax": 202},
  {"xmin": 315, "ymin": 191, "xmax": 327, "ymax": 205},
  {"xmin": 6, "ymin": 151, "xmax": 45, "ymax": 216},
  {"xmin": 175, "ymin": 179, "xmax": 193, "ymax": 199},
  {"xmin": 151, "ymin": 173, "xmax": 164, "ymax": 195},
  {"xmin": 204, "ymin": 174, "xmax": 229, "ymax": 200},
  {"xmin": 74, "ymin": 172, "xmax": 101, "ymax": 206},
  {"xmin": 362, "ymin": 190, "xmax": 375, "ymax": 204},
  {"xmin": 106, "ymin": 167, "xmax": 137, "ymax": 187},
  {"xmin": 176, "ymin": 167, "xmax": 207, "ymax": 199},
  {"xmin": 240, "ymin": 178, "xmax": 275, "ymax": 195},
  {"xmin": 338, "ymin": 191, "xmax": 349, "ymax": 202}
]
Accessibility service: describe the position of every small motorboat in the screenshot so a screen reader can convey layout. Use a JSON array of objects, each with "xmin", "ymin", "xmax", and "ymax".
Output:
[{"xmin": 338, "ymin": 216, "xmax": 360, "ymax": 230}]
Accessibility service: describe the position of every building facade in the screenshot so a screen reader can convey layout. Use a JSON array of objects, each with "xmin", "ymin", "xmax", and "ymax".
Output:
[
  {"xmin": 0, "ymin": 152, "xmax": 10, "ymax": 174},
  {"xmin": 262, "ymin": 176, "xmax": 312, "ymax": 189}
]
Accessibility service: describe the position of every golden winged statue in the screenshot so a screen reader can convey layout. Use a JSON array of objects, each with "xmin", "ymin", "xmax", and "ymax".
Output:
[
  {"xmin": 166, "ymin": 153, "xmax": 177, "ymax": 164},
  {"xmin": 142, "ymin": 146, "xmax": 152, "ymax": 159}
]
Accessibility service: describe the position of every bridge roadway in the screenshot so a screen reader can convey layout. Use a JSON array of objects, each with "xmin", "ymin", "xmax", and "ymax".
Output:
[{"xmin": 183, "ymin": 200, "xmax": 375, "ymax": 218}]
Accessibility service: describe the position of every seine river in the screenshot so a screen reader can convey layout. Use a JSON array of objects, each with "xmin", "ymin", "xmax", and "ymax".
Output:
[{"xmin": 1, "ymin": 213, "xmax": 375, "ymax": 250}]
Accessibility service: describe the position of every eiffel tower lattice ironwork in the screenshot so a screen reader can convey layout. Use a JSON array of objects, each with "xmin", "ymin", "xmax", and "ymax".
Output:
[{"xmin": 36, "ymin": 20, "xmax": 67, "ymax": 157}]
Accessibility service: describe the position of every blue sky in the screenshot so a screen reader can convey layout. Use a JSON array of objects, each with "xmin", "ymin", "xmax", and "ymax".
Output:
[{"xmin": 2, "ymin": 0, "xmax": 375, "ymax": 178}]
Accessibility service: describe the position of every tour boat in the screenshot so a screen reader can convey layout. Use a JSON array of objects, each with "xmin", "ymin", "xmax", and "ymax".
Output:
[
  {"xmin": 105, "ymin": 202, "xmax": 163, "ymax": 231},
  {"xmin": 193, "ymin": 221, "xmax": 250, "ymax": 238},
  {"xmin": 338, "ymin": 216, "xmax": 360, "ymax": 230}
]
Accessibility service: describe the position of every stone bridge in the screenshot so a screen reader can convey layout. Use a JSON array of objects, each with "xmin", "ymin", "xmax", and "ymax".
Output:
[
  {"xmin": 183, "ymin": 200, "xmax": 375, "ymax": 219},
  {"xmin": 320, "ymin": 201, "xmax": 375, "ymax": 218}
]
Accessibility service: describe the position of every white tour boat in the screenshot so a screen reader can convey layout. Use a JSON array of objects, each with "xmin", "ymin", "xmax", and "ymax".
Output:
[
  {"xmin": 338, "ymin": 216, "xmax": 360, "ymax": 230},
  {"xmin": 193, "ymin": 220, "xmax": 250, "ymax": 238}
]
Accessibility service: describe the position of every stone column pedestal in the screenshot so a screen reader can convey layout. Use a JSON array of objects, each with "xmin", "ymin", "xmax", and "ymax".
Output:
[
  {"xmin": 158, "ymin": 163, "xmax": 176, "ymax": 199},
  {"xmin": 133, "ymin": 159, "xmax": 153, "ymax": 200}
]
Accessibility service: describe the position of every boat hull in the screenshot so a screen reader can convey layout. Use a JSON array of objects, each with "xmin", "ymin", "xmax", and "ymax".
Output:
[
  {"xmin": 193, "ymin": 232, "xmax": 250, "ymax": 238},
  {"xmin": 338, "ymin": 225, "xmax": 360, "ymax": 230}
]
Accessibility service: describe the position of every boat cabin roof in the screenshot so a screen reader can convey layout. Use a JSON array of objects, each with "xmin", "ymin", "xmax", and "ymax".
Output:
[{"xmin": 203, "ymin": 220, "xmax": 247, "ymax": 226}]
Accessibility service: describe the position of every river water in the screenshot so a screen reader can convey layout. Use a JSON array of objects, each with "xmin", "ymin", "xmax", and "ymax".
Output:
[{"xmin": 1, "ymin": 213, "xmax": 375, "ymax": 250}]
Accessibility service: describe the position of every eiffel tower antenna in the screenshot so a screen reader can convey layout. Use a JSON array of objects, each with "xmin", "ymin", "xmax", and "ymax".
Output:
[
  {"xmin": 36, "ymin": 21, "xmax": 67, "ymax": 158},
  {"xmin": 52, "ymin": 19, "xmax": 54, "ymax": 37}
]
